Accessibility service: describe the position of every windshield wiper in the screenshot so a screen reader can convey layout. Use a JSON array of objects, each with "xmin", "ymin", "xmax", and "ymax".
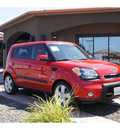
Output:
[
  {"xmin": 57, "ymin": 59, "xmax": 72, "ymax": 61},
  {"xmin": 57, "ymin": 58, "xmax": 88, "ymax": 61},
  {"xmin": 77, "ymin": 59, "xmax": 88, "ymax": 60}
]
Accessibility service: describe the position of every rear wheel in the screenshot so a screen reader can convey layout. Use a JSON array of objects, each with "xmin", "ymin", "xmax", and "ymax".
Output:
[
  {"xmin": 4, "ymin": 74, "xmax": 18, "ymax": 94},
  {"xmin": 53, "ymin": 81, "xmax": 73, "ymax": 107}
]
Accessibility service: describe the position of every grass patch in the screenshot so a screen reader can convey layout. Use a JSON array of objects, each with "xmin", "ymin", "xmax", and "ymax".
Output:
[{"xmin": 21, "ymin": 95, "xmax": 75, "ymax": 123}]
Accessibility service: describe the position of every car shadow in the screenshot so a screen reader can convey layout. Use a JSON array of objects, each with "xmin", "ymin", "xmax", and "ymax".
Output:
[
  {"xmin": 0, "ymin": 95, "xmax": 27, "ymax": 111},
  {"xmin": 18, "ymin": 87, "xmax": 52, "ymax": 100}
]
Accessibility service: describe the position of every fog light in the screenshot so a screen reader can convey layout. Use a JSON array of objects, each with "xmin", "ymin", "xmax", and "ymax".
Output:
[{"xmin": 88, "ymin": 92, "xmax": 94, "ymax": 97}]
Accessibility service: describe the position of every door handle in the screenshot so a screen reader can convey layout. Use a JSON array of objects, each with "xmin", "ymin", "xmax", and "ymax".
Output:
[
  {"xmin": 12, "ymin": 62, "xmax": 14, "ymax": 66},
  {"xmin": 28, "ymin": 64, "xmax": 31, "ymax": 68}
]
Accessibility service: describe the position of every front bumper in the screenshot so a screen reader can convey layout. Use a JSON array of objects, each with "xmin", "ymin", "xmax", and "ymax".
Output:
[{"xmin": 76, "ymin": 81, "xmax": 120, "ymax": 103}]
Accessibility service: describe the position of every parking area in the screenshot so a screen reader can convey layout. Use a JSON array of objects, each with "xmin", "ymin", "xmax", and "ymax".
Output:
[
  {"xmin": 0, "ymin": 69, "xmax": 120, "ymax": 123},
  {"xmin": 0, "ymin": 84, "xmax": 119, "ymax": 123},
  {"xmin": 0, "ymin": 68, "xmax": 3, "ymax": 84}
]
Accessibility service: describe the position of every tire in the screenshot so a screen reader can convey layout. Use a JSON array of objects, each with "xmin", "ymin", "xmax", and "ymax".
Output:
[
  {"xmin": 4, "ymin": 74, "xmax": 18, "ymax": 94},
  {"xmin": 53, "ymin": 81, "xmax": 73, "ymax": 107}
]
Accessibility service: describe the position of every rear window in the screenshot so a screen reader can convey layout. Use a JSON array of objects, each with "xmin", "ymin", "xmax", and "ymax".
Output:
[{"xmin": 12, "ymin": 46, "xmax": 32, "ymax": 59}]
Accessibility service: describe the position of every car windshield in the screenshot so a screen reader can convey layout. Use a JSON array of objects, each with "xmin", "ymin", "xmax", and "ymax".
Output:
[{"xmin": 46, "ymin": 43, "xmax": 89, "ymax": 61}]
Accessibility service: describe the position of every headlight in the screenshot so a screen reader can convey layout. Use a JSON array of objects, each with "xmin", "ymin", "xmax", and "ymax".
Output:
[{"xmin": 72, "ymin": 67, "xmax": 100, "ymax": 80}]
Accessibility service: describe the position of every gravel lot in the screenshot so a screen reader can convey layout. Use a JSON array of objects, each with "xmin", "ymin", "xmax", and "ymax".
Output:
[
  {"xmin": 79, "ymin": 102, "xmax": 120, "ymax": 123},
  {"xmin": 0, "ymin": 96, "xmax": 27, "ymax": 123}
]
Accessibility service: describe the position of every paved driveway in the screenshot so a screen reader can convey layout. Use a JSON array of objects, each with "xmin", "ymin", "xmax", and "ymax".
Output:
[{"xmin": 0, "ymin": 70, "xmax": 3, "ymax": 84}]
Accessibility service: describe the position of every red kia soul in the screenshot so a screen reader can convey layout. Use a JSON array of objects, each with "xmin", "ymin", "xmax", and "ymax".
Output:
[{"xmin": 3, "ymin": 41, "xmax": 120, "ymax": 105}]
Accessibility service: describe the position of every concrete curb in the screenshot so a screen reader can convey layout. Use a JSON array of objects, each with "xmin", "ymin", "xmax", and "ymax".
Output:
[{"xmin": 0, "ymin": 87, "xmax": 35, "ymax": 105}]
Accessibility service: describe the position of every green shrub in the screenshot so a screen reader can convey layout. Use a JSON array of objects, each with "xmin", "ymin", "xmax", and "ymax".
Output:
[{"xmin": 21, "ymin": 95, "xmax": 75, "ymax": 123}]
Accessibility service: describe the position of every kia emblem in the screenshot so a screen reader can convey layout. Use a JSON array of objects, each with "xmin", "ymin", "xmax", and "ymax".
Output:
[{"xmin": 110, "ymin": 69, "xmax": 115, "ymax": 72}]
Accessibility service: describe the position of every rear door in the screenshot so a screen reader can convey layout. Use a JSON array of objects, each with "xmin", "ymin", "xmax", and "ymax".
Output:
[
  {"xmin": 12, "ymin": 45, "xmax": 32, "ymax": 86},
  {"xmin": 12, "ymin": 44, "xmax": 53, "ymax": 92}
]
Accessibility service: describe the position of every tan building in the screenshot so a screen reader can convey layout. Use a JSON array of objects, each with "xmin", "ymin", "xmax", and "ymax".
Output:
[
  {"xmin": 0, "ymin": 33, "xmax": 3, "ymax": 66},
  {"xmin": 0, "ymin": 33, "xmax": 3, "ymax": 41},
  {"xmin": 1, "ymin": 8, "xmax": 120, "ymax": 67}
]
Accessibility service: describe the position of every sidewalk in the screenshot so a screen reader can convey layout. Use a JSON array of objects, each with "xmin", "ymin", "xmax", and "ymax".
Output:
[
  {"xmin": 0, "ymin": 67, "xmax": 3, "ymax": 73},
  {"xmin": 0, "ymin": 86, "xmax": 118, "ymax": 123},
  {"xmin": 0, "ymin": 67, "xmax": 3, "ymax": 84}
]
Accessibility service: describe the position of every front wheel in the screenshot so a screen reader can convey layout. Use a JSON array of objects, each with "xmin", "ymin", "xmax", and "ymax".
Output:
[
  {"xmin": 4, "ymin": 74, "xmax": 18, "ymax": 94},
  {"xmin": 53, "ymin": 81, "xmax": 73, "ymax": 107}
]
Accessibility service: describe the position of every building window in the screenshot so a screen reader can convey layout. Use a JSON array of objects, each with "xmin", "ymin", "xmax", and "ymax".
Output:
[
  {"xmin": 51, "ymin": 32, "xmax": 58, "ymax": 41},
  {"xmin": 79, "ymin": 37, "xmax": 93, "ymax": 55},
  {"xmin": 79, "ymin": 36, "xmax": 120, "ymax": 65},
  {"xmin": 94, "ymin": 37, "xmax": 108, "ymax": 62},
  {"xmin": 109, "ymin": 37, "xmax": 120, "ymax": 64}
]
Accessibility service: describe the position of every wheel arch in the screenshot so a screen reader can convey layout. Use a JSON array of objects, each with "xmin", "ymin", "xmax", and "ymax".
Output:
[
  {"xmin": 3, "ymin": 72, "xmax": 12, "ymax": 81},
  {"xmin": 52, "ymin": 79, "xmax": 72, "ymax": 94}
]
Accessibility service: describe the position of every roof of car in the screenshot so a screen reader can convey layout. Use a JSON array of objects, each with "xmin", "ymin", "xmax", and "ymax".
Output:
[{"xmin": 11, "ymin": 41, "xmax": 76, "ymax": 48}]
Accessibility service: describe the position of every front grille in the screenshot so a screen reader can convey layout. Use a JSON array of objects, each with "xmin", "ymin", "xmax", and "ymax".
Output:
[{"xmin": 104, "ymin": 73, "xmax": 120, "ymax": 79}]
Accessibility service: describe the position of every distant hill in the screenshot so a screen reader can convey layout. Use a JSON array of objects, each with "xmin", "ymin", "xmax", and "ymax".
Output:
[{"xmin": 95, "ymin": 49, "xmax": 120, "ymax": 54}]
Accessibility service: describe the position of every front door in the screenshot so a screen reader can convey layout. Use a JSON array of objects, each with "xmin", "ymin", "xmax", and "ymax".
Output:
[{"xmin": 26, "ymin": 44, "xmax": 52, "ymax": 92}]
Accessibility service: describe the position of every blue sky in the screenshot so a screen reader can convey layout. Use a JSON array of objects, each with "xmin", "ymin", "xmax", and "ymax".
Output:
[
  {"xmin": 0, "ymin": 0, "xmax": 120, "ymax": 27},
  {"xmin": 0, "ymin": 7, "xmax": 48, "ymax": 25}
]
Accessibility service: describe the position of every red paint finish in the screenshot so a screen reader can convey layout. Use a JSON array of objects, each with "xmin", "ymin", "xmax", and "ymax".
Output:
[{"xmin": 3, "ymin": 41, "xmax": 120, "ymax": 102}]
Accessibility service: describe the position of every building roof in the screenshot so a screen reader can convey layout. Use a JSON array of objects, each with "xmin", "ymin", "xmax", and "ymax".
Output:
[
  {"xmin": 0, "ymin": 33, "xmax": 4, "ymax": 41},
  {"xmin": 1, "ymin": 7, "xmax": 120, "ymax": 31},
  {"xmin": 11, "ymin": 41, "xmax": 76, "ymax": 48}
]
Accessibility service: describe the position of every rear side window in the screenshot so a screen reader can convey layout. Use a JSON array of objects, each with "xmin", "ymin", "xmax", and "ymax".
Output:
[{"xmin": 12, "ymin": 46, "xmax": 32, "ymax": 59}]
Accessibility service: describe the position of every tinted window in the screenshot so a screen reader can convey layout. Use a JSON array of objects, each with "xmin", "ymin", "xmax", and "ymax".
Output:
[
  {"xmin": 31, "ymin": 44, "xmax": 48, "ymax": 60},
  {"xmin": 12, "ymin": 46, "xmax": 32, "ymax": 59}
]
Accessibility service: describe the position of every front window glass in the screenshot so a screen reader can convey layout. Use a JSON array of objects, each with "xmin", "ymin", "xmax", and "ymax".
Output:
[
  {"xmin": 46, "ymin": 44, "xmax": 88, "ymax": 61},
  {"xmin": 31, "ymin": 44, "xmax": 48, "ymax": 60}
]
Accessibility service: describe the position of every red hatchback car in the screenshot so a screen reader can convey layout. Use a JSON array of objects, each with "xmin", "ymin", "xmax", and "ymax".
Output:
[{"xmin": 3, "ymin": 41, "xmax": 120, "ymax": 105}]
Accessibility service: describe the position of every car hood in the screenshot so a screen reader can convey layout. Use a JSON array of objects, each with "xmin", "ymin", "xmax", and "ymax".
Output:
[{"xmin": 58, "ymin": 60, "xmax": 120, "ymax": 75}]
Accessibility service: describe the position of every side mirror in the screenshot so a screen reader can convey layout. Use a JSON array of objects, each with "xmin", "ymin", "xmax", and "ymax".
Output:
[{"xmin": 37, "ymin": 55, "xmax": 49, "ymax": 61}]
